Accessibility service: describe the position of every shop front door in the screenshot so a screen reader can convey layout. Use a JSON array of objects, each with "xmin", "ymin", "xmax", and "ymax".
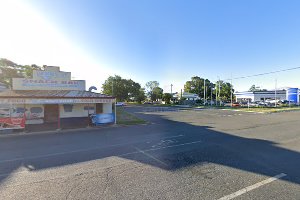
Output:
[{"xmin": 44, "ymin": 104, "xmax": 59, "ymax": 123}]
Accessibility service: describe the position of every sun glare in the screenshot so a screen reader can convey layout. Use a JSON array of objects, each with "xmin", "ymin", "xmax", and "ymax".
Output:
[{"xmin": 0, "ymin": 0, "xmax": 112, "ymax": 89}]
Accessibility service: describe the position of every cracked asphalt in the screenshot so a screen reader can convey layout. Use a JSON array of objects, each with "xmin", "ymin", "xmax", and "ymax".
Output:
[{"xmin": 1, "ymin": 106, "xmax": 300, "ymax": 199}]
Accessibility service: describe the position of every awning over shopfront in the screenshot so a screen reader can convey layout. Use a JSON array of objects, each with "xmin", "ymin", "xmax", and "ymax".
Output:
[{"xmin": 0, "ymin": 90, "xmax": 115, "ymax": 104}]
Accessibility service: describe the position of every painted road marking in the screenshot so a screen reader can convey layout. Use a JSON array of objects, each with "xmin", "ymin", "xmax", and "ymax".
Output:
[
  {"xmin": 218, "ymin": 173, "xmax": 287, "ymax": 200},
  {"xmin": 0, "ymin": 140, "xmax": 202, "ymax": 164},
  {"xmin": 135, "ymin": 147, "xmax": 168, "ymax": 166},
  {"xmin": 0, "ymin": 134, "xmax": 183, "ymax": 164},
  {"xmin": 162, "ymin": 134, "xmax": 184, "ymax": 139},
  {"xmin": 121, "ymin": 140, "xmax": 202, "ymax": 156}
]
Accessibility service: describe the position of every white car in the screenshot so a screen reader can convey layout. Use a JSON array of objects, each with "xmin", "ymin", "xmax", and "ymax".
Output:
[{"xmin": 116, "ymin": 102, "xmax": 126, "ymax": 106}]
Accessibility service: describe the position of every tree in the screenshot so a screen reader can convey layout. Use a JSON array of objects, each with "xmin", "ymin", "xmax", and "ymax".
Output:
[
  {"xmin": 102, "ymin": 75, "xmax": 142, "ymax": 102},
  {"xmin": 248, "ymin": 85, "xmax": 267, "ymax": 92},
  {"xmin": 145, "ymin": 81, "xmax": 162, "ymax": 101},
  {"xmin": 151, "ymin": 87, "xmax": 163, "ymax": 101},
  {"xmin": 163, "ymin": 93, "xmax": 172, "ymax": 104},
  {"xmin": 215, "ymin": 80, "xmax": 234, "ymax": 101},
  {"xmin": 184, "ymin": 76, "xmax": 212, "ymax": 99},
  {"xmin": 136, "ymin": 88, "xmax": 146, "ymax": 103},
  {"xmin": 249, "ymin": 85, "xmax": 259, "ymax": 92},
  {"xmin": 0, "ymin": 58, "xmax": 42, "ymax": 88}
]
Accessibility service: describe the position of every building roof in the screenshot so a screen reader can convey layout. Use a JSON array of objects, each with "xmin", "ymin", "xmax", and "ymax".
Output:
[{"xmin": 0, "ymin": 90, "xmax": 114, "ymax": 99}]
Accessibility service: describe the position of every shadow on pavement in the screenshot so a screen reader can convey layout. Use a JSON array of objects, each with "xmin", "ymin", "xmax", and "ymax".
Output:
[{"xmin": 0, "ymin": 106, "xmax": 300, "ymax": 187}]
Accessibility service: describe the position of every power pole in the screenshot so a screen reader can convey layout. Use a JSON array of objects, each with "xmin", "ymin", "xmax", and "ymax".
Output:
[
  {"xmin": 204, "ymin": 79, "xmax": 206, "ymax": 105},
  {"xmin": 170, "ymin": 84, "xmax": 173, "ymax": 102},
  {"xmin": 218, "ymin": 77, "xmax": 221, "ymax": 106},
  {"xmin": 275, "ymin": 78, "xmax": 277, "ymax": 107},
  {"xmin": 231, "ymin": 74, "xmax": 233, "ymax": 107},
  {"xmin": 112, "ymin": 81, "xmax": 114, "ymax": 96}
]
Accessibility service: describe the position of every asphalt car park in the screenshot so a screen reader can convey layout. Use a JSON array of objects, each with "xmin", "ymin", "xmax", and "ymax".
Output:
[{"xmin": 0, "ymin": 106, "xmax": 300, "ymax": 199}]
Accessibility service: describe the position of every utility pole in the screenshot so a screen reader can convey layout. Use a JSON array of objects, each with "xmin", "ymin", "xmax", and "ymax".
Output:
[
  {"xmin": 170, "ymin": 84, "xmax": 173, "ymax": 102},
  {"xmin": 275, "ymin": 78, "xmax": 277, "ymax": 107},
  {"xmin": 204, "ymin": 79, "xmax": 206, "ymax": 105},
  {"xmin": 218, "ymin": 77, "xmax": 221, "ymax": 106},
  {"xmin": 210, "ymin": 84, "xmax": 213, "ymax": 107},
  {"xmin": 231, "ymin": 74, "xmax": 233, "ymax": 107},
  {"xmin": 112, "ymin": 80, "xmax": 114, "ymax": 96}
]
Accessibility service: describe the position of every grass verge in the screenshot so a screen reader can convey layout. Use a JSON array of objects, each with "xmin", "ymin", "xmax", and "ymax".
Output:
[{"xmin": 116, "ymin": 107, "xmax": 147, "ymax": 125}]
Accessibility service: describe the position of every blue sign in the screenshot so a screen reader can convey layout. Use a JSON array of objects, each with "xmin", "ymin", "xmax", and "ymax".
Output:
[
  {"xmin": 91, "ymin": 113, "xmax": 115, "ymax": 125},
  {"xmin": 287, "ymin": 88, "xmax": 299, "ymax": 103}
]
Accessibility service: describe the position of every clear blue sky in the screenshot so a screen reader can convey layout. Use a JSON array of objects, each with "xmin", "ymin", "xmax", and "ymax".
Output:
[{"xmin": 5, "ymin": 0, "xmax": 300, "ymax": 92}]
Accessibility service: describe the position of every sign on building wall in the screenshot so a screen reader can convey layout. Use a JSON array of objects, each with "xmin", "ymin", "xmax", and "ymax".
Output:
[
  {"xmin": 91, "ymin": 113, "xmax": 115, "ymax": 125},
  {"xmin": 0, "ymin": 105, "xmax": 26, "ymax": 129},
  {"xmin": 12, "ymin": 66, "xmax": 86, "ymax": 91}
]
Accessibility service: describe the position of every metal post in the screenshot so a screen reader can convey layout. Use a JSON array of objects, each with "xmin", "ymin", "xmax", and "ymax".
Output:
[
  {"xmin": 275, "ymin": 78, "xmax": 277, "ymax": 107},
  {"xmin": 23, "ymin": 103, "xmax": 26, "ymax": 131},
  {"xmin": 218, "ymin": 77, "xmax": 221, "ymax": 106},
  {"xmin": 171, "ymin": 84, "xmax": 173, "ymax": 103},
  {"xmin": 114, "ymin": 101, "xmax": 117, "ymax": 124},
  {"xmin": 204, "ymin": 79, "xmax": 206, "ymax": 105},
  {"xmin": 87, "ymin": 103, "xmax": 90, "ymax": 127},
  {"xmin": 211, "ymin": 88, "xmax": 213, "ymax": 107},
  {"xmin": 231, "ymin": 74, "xmax": 233, "ymax": 107},
  {"xmin": 57, "ymin": 105, "xmax": 60, "ymax": 130},
  {"xmin": 112, "ymin": 81, "xmax": 114, "ymax": 96},
  {"xmin": 248, "ymin": 99, "xmax": 250, "ymax": 110}
]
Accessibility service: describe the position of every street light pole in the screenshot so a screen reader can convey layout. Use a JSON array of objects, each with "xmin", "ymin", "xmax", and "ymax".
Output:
[
  {"xmin": 170, "ymin": 84, "xmax": 173, "ymax": 103},
  {"xmin": 204, "ymin": 79, "xmax": 206, "ymax": 105},
  {"xmin": 112, "ymin": 80, "xmax": 114, "ymax": 97},
  {"xmin": 218, "ymin": 77, "xmax": 221, "ymax": 106},
  {"xmin": 275, "ymin": 78, "xmax": 277, "ymax": 107},
  {"xmin": 231, "ymin": 74, "xmax": 233, "ymax": 107},
  {"xmin": 210, "ymin": 85, "xmax": 213, "ymax": 107}
]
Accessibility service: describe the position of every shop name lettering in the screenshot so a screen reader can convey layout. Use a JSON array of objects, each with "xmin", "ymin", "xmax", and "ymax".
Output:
[{"xmin": 22, "ymin": 79, "xmax": 80, "ymax": 85}]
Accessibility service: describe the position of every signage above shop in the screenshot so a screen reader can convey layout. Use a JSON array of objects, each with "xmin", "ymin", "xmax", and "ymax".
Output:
[
  {"xmin": 12, "ymin": 66, "xmax": 86, "ymax": 91},
  {"xmin": 0, "ymin": 98, "xmax": 116, "ymax": 105}
]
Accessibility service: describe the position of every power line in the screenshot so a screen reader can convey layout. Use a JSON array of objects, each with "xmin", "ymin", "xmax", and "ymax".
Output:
[{"xmin": 223, "ymin": 66, "xmax": 300, "ymax": 81}]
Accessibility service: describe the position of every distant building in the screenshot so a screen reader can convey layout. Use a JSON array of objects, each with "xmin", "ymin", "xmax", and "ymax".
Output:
[
  {"xmin": 234, "ymin": 89, "xmax": 299, "ymax": 104},
  {"xmin": 181, "ymin": 92, "xmax": 200, "ymax": 101}
]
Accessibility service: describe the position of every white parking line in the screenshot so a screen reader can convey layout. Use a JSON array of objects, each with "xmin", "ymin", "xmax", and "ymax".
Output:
[
  {"xmin": 0, "ymin": 140, "xmax": 202, "ymax": 164},
  {"xmin": 218, "ymin": 173, "xmax": 287, "ymax": 200},
  {"xmin": 135, "ymin": 147, "xmax": 168, "ymax": 166}
]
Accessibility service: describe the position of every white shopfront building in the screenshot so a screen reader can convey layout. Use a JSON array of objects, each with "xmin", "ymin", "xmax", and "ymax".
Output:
[{"xmin": 0, "ymin": 66, "xmax": 115, "ymax": 130}]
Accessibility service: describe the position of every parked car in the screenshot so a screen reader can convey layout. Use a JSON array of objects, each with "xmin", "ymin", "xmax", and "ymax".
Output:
[
  {"xmin": 232, "ymin": 102, "xmax": 240, "ymax": 107},
  {"xmin": 257, "ymin": 101, "xmax": 267, "ymax": 107},
  {"xmin": 249, "ymin": 101, "xmax": 259, "ymax": 107},
  {"xmin": 116, "ymin": 102, "xmax": 126, "ymax": 106}
]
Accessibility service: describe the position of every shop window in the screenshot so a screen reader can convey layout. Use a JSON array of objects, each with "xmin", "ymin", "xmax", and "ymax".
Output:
[
  {"xmin": 83, "ymin": 106, "xmax": 95, "ymax": 111},
  {"xmin": 30, "ymin": 107, "xmax": 43, "ymax": 113},
  {"xmin": 14, "ymin": 107, "xmax": 27, "ymax": 113},
  {"xmin": 63, "ymin": 104, "xmax": 73, "ymax": 112}
]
